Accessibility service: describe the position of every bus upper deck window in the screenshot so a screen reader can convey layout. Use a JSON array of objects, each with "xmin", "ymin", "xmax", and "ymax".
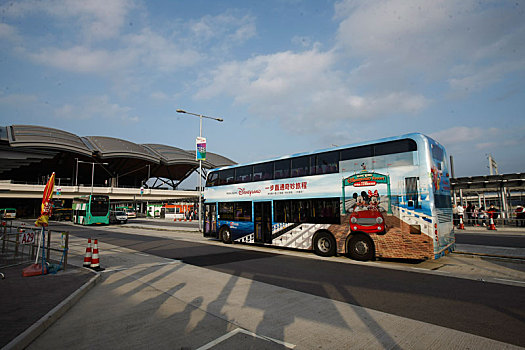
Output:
[
  {"xmin": 316, "ymin": 151, "xmax": 339, "ymax": 175},
  {"xmin": 254, "ymin": 162, "xmax": 273, "ymax": 181},
  {"xmin": 291, "ymin": 156, "xmax": 310, "ymax": 177},
  {"xmin": 219, "ymin": 169, "xmax": 235, "ymax": 185},
  {"xmin": 340, "ymin": 145, "xmax": 373, "ymax": 161},
  {"xmin": 274, "ymin": 159, "xmax": 290, "ymax": 179},
  {"xmin": 235, "ymin": 166, "xmax": 253, "ymax": 183}
]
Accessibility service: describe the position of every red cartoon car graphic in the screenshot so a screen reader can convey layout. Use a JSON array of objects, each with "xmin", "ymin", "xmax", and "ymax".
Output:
[{"xmin": 349, "ymin": 208, "xmax": 386, "ymax": 235}]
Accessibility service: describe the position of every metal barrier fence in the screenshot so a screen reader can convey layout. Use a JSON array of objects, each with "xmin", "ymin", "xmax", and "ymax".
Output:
[
  {"xmin": 0, "ymin": 221, "xmax": 69, "ymax": 269},
  {"xmin": 455, "ymin": 210, "xmax": 525, "ymax": 228}
]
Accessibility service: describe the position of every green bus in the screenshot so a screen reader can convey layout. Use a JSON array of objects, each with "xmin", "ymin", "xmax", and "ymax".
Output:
[{"xmin": 72, "ymin": 195, "xmax": 110, "ymax": 225}]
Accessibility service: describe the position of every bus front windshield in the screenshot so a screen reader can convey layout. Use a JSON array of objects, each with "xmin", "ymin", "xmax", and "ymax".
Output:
[{"xmin": 91, "ymin": 196, "xmax": 109, "ymax": 216}]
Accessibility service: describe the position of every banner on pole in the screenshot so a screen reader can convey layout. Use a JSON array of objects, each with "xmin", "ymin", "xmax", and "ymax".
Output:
[
  {"xmin": 35, "ymin": 172, "xmax": 55, "ymax": 227},
  {"xmin": 196, "ymin": 137, "xmax": 206, "ymax": 161}
]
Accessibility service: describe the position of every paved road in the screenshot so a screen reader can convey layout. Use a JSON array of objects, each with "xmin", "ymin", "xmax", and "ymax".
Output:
[
  {"xmin": 40, "ymin": 224, "xmax": 525, "ymax": 347},
  {"xmin": 456, "ymin": 232, "xmax": 525, "ymax": 248},
  {"xmin": 129, "ymin": 218, "xmax": 199, "ymax": 230}
]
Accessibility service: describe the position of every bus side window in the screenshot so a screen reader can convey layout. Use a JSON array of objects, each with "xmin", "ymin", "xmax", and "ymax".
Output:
[
  {"xmin": 340, "ymin": 145, "xmax": 373, "ymax": 161},
  {"xmin": 219, "ymin": 169, "xmax": 235, "ymax": 185},
  {"xmin": 291, "ymin": 156, "xmax": 309, "ymax": 178},
  {"xmin": 254, "ymin": 162, "xmax": 273, "ymax": 181},
  {"xmin": 316, "ymin": 151, "xmax": 339, "ymax": 175},
  {"xmin": 235, "ymin": 166, "xmax": 253, "ymax": 183},
  {"xmin": 274, "ymin": 159, "xmax": 290, "ymax": 180}
]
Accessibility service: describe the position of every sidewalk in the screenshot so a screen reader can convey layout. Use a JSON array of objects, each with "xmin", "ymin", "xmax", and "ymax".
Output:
[{"xmin": 0, "ymin": 265, "xmax": 98, "ymax": 349}]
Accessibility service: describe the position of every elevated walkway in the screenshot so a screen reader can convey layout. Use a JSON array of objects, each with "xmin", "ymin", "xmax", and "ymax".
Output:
[{"xmin": 0, "ymin": 181, "xmax": 198, "ymax": 201}]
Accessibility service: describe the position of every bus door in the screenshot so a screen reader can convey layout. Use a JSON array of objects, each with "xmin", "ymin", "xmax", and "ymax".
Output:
[
  {"xmin": 254, "ymin": 201, "xmax": 272, "ymax": 243},
  {"xmin": 204, "ymin": 203, "xmax": 217, "ymax": 237}
]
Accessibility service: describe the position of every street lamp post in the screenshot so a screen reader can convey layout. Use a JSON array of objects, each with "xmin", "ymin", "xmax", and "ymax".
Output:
[
  {"xmin": 176, "ymin": 109, "xmax": 223, "ymax": 232},
  {"xmin": 77, "ymin": 161, "xmax": 109, "ymax": 195}
]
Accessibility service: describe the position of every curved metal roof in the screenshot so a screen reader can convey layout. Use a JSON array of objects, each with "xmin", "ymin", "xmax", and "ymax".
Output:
[
  {"xmin": 5, "ymin": 124, "xmax": 92, "ymax": 156},
  {"xmin": 0, "ymin": 125, "xmax": 236, "ymax": 188},
  {"xmin": 86, "ymin": 136, "xmax": 160, "ymax": 163}
]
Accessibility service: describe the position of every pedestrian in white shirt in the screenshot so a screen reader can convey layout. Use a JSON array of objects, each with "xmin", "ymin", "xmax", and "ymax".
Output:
[{"xmin": 457, "ymin": 204, "xmax": 465, "ymax": 225}]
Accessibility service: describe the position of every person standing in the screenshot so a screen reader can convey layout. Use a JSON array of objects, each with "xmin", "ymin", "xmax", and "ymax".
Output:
[
  {"xmin": 452, "ymin": 204, "xmax": 459, "ymax": 226},
  {"xmin": 457, "ymin": 204, "xmax": 465, "ymax": 227},
  {"xmin": 466, "ymin": 203, "xmax": 473, "ymax": 225},
  {"xmin": 472, "ymin": 206, "xmax": 479, "ymax": 226},
  {"xmin": 479, "ymin": 206, "xmax": 487, "ymax": 226}
]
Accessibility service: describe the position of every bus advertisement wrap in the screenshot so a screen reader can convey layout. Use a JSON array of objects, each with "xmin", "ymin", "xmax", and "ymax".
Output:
[{"xmin": 203, "ymin": 133, "xmax": 454, "ymax": 261}]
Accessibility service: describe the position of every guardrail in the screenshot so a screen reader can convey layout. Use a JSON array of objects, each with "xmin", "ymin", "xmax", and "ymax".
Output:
[
  {"xmin": 456, "ymin": 210, "xmax": 525, "ymax": 228},
  {"xmin": 0, "ymin": 221, "xmax": 69, "ymax": 270}
]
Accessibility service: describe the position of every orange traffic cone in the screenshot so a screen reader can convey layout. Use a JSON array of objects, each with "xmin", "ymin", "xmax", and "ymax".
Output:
[
  {"xmin": 90, "ymin": 239, "xmax": 103, "ymax": 271},
  {"xmin": 488, "ymin": 216, "xmax": 497, "ymax": 230},
  {"xmin": 458, "ymin": 216, "xmax": 465, "ymax": 230},
  {"xmin": 83, "ymin": 238, "xmax": 92, "ymax": 267}
]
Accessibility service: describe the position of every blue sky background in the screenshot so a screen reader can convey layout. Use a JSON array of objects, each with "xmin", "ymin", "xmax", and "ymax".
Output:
[{"xmin": 1, "ymin": 0, "xmax": 524, "ymax": 183}]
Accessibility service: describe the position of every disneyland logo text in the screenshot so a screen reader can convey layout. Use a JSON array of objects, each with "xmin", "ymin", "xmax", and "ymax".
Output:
[{"xmin": 238, "ymin": 188, "xmax": 262, "ymax": 196}]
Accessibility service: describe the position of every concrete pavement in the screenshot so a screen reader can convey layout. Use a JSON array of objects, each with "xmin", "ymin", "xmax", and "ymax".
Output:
[{"xmin": 2, "ymin": 221, "xmax": 525, "ymax": 349}]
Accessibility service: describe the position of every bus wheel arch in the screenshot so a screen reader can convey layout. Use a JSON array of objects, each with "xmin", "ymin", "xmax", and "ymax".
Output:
[
  {"xmin": 347, "ymin": 233, "xmax": 375, "ymax": 261},
  {"xmin": 312, "ymin": 230, "xmax": 337, "ymax": 257},
  {"xmin": 219, "ymin": 225, "xmax": 232, "ymax": 244}
]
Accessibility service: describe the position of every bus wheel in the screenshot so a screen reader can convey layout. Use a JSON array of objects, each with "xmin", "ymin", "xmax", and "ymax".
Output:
[
  {"xmin": 348, "ymin": 234, "xmax": 375, "ymax": 261},
  {"xmin": 220, "ymin": 226, "xmax": 232, "ymax": 244},
  {"xmin": 313, "ymin": 231, "xmax": 336, "ymax": 257}
]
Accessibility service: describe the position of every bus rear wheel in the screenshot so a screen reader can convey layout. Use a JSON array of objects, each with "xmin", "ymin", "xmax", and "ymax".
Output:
[
  {"xmin": 220, "ymin": 226, "xmax": 232, "ymax": 244},
  {"xmin": 348, "ymin": 234, "xmax": 375, "ymax": 261},
  {"xmin": 313, "ymin": 231, "xmax": 336, "ymax": 257}
]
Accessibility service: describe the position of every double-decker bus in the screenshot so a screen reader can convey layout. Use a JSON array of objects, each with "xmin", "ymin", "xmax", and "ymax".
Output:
[
  {"xmin": 203, "ymin": 133, "xmax": 454, "ymax": 261},
  {"xmin": 72, "ymin": 195, "xmax": 110, "ymax": 225}
]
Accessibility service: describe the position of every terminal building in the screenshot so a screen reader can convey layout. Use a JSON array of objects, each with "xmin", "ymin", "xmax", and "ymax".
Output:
[{"xmin": 0, "ymin": 124, "xmax": 236, "ymax": 217}]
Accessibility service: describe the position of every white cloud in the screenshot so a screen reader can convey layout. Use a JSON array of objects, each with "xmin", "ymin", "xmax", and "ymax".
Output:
[
  {"xmin": 0, "ymin": 0, "xmax": 134, "ymax": 41},
  {"xmin": 25, "ymin": 26, "xmax": 202, "ymax": 74},
  {"xmin": 196, "ymin": 48, "xmax": 429, "ymax": 132},
  {"xmin": 0, "ymin": 23, "xmax": 20, "ymax": 41},
  {"xmin": 28, "ymin": 46, "xmax": 133, "ymax": 73},
  {"xmin": 124, "ymin": 28, "xmax": 202, "ymax": 71},
  {"xmin": 150, "ymin": 91, "xmax": 169, "ymax": 100},
  {"xmin": 190, "ymin": 12, "xmax": 256, "ymax": 45},
  {"xmin": 448, "ymin": 60, "xmax": 525, "ymax": 94},
  {"xmin": 54, "ymin": 95, "xmax": 138, "ymax": 122},
  {"xmin": 0, "ymin": 93, "xmax": 39, "ymax": 106},
  {"xmin": 430, "ymin": 126, "xmax": 486, "ymax": 145},
  {"xmin": 334, "ymin": 0, "xmax": 525, "ymax": 93}
]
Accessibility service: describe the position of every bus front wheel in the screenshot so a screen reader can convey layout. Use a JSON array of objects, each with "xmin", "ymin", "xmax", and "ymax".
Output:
[
  {"xmin": 313, "ymin": 231, "xmax": 336, "ymax": 257},
  {"xmin": 220, "ymin": 226, "xmax": 232, "ymax": 244},
  {"xmin": 348, "ymin": 234, "xmax": 375, "ymax": 261}
]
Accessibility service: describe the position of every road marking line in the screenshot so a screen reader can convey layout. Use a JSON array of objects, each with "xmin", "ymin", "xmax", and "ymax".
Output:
[
  {"xmin": 494, "ymin": 278, "xmax": 525, "ymax": 285},
  {"xmin": 196, "ymin": 328, "xmax": 295, "ymax": 350},
  {"xmin": 101, "ymin": 260, "xmax": 179, "ymax": 273}
]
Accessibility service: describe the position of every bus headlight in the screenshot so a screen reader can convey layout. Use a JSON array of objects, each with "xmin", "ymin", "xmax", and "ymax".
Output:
[
  {"xmin": 376, "ymin": 217, "xmax": 383, "ymax": 224},
  {"xmin": 351, "ymin": 217, "xmax": 357, "ymax": 224}
]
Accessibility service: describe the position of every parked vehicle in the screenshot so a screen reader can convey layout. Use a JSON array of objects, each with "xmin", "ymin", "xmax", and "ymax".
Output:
[
  {"xmin": 110, "ymin": 210, "xmax": 128, "ymax": 224},
  {"xmin": 0, "ymin": 208, "xmax": 16, "ymax": 220},
  {"xmin": 51, "ymin": 208, "xmax": 72, "ymax": 221}
]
